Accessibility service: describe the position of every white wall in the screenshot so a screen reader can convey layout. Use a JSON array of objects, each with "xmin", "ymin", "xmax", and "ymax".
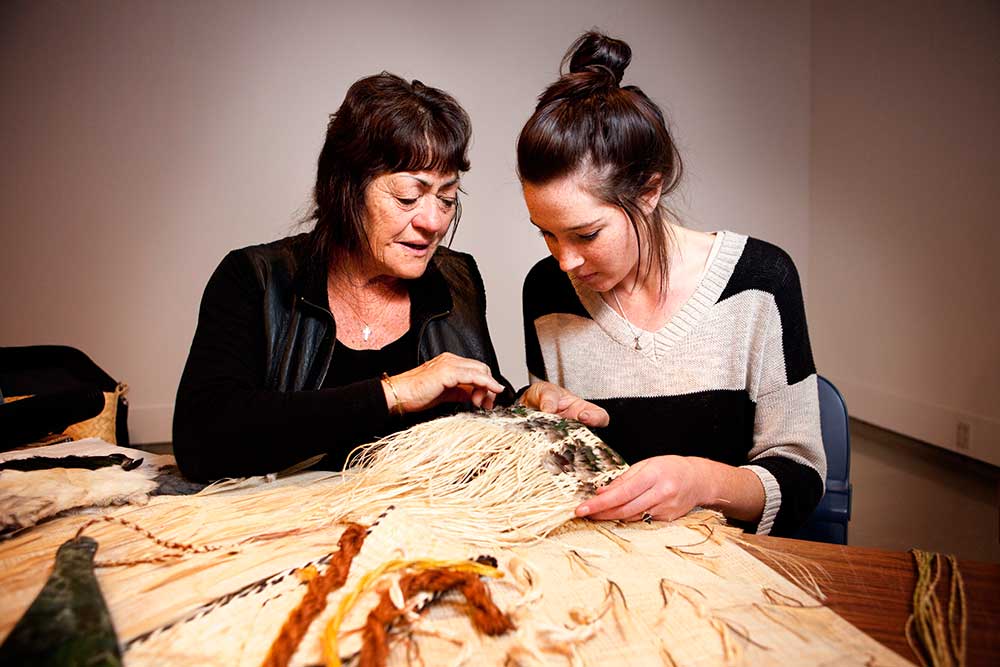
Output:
[
  {"xmin": 0, "ymin": 1, "xmax": 811, "ymax": 443},
  {"xmin": 810, "ymin": 1, "xmax": 1000, "ymax": 465}
]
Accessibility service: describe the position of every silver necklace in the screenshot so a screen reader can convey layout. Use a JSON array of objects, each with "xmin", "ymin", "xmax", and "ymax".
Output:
[
  {"xmin": 610, "ymin": 288, "xmax": 643, "ymax": 350},
  {"xmin": 330, "ymin": 281, "xmax": 395, "ymax": 343}
]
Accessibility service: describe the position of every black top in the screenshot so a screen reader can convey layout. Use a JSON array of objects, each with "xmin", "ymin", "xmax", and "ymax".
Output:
[
  {"xmin": 321, "ymin": 327, "xmax": 435, "ymax": 444},
  {"xmin": 173, "ymin": 235, "xmax": 513, "ymax": 482},
  {"xmin": 325, "ymin": 329, "xmax": 417, "ymax": 389}
]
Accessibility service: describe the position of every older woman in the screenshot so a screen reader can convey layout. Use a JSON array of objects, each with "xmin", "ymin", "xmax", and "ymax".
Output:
[
  {"xmin": 518, "ymin": 33, "xmax": 825, "ymax": 536},
  {"xmin": 175, "ymin": 72, "xmax": 604, "ymax": 482}
]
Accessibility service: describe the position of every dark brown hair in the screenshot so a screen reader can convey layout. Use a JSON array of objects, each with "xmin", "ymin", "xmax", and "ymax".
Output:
[
  {"xmin": 310, "ymin": 72, "xmax": 471, "ymax": 266},
  {"xmin": 517, "ymin": 31, "xmax": 683, "ymax": 296}
]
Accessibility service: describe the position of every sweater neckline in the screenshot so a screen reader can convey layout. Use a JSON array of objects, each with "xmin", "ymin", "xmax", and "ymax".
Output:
[{"xmin": 572, "ymin": 230, "xmax": 746, "ymax": 358}]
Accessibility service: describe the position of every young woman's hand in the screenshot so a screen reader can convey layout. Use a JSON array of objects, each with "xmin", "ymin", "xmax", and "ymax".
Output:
[
  {"xmin": 575, "ymin": 455, "xmax": 767, "ymax": 524},
  {"xmin": 520, "ymin": 381, "xmax": 610, "ymax": 427},
  {"xmin": 383, "ymin": 352, "xmax": 505, "ymax": 413},
  {"xmin": 575, "ymin": 455, "xmax": 705, "ymax": 521}
]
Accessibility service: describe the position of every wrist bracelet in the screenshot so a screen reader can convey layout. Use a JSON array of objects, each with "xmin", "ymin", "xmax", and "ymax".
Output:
[{"xmin": 381, "ymin": 372, "xmax": 405, "ymax": 417}]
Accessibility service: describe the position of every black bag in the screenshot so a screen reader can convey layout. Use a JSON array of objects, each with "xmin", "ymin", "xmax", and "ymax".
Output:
[{"xmin": 0, "ymin": 346, "xmax": 130, "ymax": 451}]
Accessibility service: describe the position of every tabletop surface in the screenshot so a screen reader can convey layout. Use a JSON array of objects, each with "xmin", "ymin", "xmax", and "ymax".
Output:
[
  {"xmin": 743, "ymin": 534, "xmax": 1000, "ymax": 666},
  {"xmin": 5, "ymin": 441, "xmax": 999, "ymax": 665}
]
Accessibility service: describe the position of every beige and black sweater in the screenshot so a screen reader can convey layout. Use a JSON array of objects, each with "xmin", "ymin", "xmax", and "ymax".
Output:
[{"xmin": 522, "ymin": 231, "xmax": 826, "ymax": 536}]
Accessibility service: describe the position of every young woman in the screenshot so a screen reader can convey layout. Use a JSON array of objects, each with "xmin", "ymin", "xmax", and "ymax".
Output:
[{"xmin": 518, "ymin": 32, "xmax": 825, "ymax": 536}]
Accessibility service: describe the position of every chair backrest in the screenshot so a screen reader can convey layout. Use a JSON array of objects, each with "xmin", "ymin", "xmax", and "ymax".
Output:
[
  {"xmin": 791, "ymin": 375, "xmax": 852, "ymax": 544},
  {"xmin": 818, "ymin": 375, "xmax": 850, "ymax": 485}
]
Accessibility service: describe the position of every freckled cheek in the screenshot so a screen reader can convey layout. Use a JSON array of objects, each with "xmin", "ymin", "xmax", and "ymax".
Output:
[{"xmin": 596, "ymin": 242, "xmax": 631, "ymax": 275}]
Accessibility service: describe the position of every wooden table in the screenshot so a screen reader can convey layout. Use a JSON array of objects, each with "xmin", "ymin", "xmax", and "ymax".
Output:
[{"xmin": 743, "ymin": 535, "xmax": 1000, "ymax": 666}]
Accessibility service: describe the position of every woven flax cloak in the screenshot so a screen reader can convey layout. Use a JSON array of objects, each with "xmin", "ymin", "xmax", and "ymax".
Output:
[{"xmin": 0, "ymin": 409, "xmax": 914, "ymax": 666}]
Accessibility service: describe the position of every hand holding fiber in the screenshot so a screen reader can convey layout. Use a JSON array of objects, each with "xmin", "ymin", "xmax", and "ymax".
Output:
[
  {"xmin": 383, "ymin": 353, "xmax": 505, "ymax": 414},
  {"xmin": 521, "ymin": 381, "xmax": 610, "ymax": 427},
  {"xmin": 575, "ymin": 455, "xmax": 704, "ymax": 522}
]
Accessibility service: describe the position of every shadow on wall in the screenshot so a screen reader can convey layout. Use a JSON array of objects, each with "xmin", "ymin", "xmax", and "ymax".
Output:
[{"xmin": 848, "ymin": 419, "xmax": 1000, "ymax": 563}]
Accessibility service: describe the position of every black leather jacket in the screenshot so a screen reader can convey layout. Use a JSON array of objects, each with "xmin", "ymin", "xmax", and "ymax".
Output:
[{"xmin": 174, "ymin": 233, "xmax": 512, "ymax": 481}]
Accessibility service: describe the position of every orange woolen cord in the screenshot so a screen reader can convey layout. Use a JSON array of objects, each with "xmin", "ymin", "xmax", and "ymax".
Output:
[{"xmin": 262, "ymin": 523, "xmax": 368, "ymax": 667}]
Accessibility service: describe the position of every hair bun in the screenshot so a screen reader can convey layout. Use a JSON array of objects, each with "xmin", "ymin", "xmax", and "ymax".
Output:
[{"xmin": 565, "ymin": 31, "xmax": 631, "ymax": 86}]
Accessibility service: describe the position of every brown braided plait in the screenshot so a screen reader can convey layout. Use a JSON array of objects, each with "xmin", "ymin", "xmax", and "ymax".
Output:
[{"xmin": 262, "ymin": 523, "xmax": 368, "ymax": 667}]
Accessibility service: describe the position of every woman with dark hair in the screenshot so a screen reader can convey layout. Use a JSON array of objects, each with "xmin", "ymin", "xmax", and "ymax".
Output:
[
  {"xmin": 518, "ymin": 33, "xmax": 825, "ymax": 536},
  {"xmin": 174, "ymin": 72, "xmax": 604, "ymax": 482}
]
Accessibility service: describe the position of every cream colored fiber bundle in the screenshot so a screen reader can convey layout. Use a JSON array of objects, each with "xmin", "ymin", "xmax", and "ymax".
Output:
[{"xmin": 327, "ymin": 408, "xmax": 628, "ymax": 548}]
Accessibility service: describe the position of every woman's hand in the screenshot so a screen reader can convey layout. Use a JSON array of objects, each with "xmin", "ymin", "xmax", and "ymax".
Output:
[
  {"xmin": 575, "ymin": 455, "xmax": 705, "ymax": 522},
  {"xmin": 520, "ymin": 381, "xmax": 610, "ymax": 428},
  {"xmin": 383, "ymin": 352, "xmax": 506, "ymax": 414},
  {"xmin": 575, "ymin": 456, "xmax": 767, "ymax": 524}
]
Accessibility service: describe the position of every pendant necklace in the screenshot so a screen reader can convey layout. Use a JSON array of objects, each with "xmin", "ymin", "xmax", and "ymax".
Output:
[
  {"xmin": 350, "ymin": 295, "xmax": 392, "ymax": 343},
  {"xmin": 610, "ymin": 288, "xmax": 644, "ymax": 351},
  {"xmin": 331, "ymin": 279, "xmax": 395, "ymax": 344}
]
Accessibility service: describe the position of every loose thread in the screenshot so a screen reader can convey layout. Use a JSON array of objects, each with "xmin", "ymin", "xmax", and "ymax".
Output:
[
  {"xmin": 662, "ymin": 528, "xmax": 714, "ymax": 550},
  {"xmin": 261, "ymin": 523, "xmax": 368, "ymax": 667},
  {"xmin": 566, "ymin": 549, "xmax": 599, "ymax": 577},
  {"xmin": 603, "ymin": 579, "xmax": 633, "ymax": 641},
  {"xmin": 659, "ymin": 579, "xmax": 773, "ymax": 661},
  {"xmin": 79, "ymin": 511, "xmax": 343, "ymax": 569},
  {"xmin": 359, "ymin": 567, "xmax": 514, "ymax": 667},
  {"xmin": 593, "ymin": 524, "xmax": 632, "ymax": 552},
  {"xmin": 77, "ymin": 514, "xmax": 241, "ymax": 557},
  {"xmin": 659, "ymin": 577, "xmax": 708, "ymax": 609},
  {"xmin": 96, "ymin": 553, "xmax": 188, "ymax": 568},
  {"xmin": 665, "ymin": 544, "xmax": 722, "ymax": 577},
  {"xmin": 752, "ymin": 603, "xmax": 810, "ymax": 643},
  {"xmin": 715, "ymin": 615, "xmax": 771, "ymax": 652},
  {"xmin": 760, "ymin": 587, "xmax": 824, "ymax": 609},
  {"xmin": 404, "ymin": 631, "xmax": 423, "ymax": 667},
  {"xmin": 733, "ymin": 538, "xmax": 828, "ymax": 601},
  {"xmin": 905, "ymin": 549, "xmax": 967, "ymax": 667},
  {"xmin": 947, "ymin": 555, "xmax": 967, "ymax": 667}
]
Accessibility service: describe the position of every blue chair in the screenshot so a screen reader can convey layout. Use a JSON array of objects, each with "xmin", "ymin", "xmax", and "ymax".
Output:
[{"xmin": 792, "ymin": 375, "xmax": 852, "ymax": 544}]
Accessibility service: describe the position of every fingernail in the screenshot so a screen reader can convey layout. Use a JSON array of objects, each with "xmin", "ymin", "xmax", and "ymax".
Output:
[
  {"xmin": 576, "ymin": 505, "xmax": 589, "ymax": 516},
  {"xmin": 579, "ymin": 411, "xmax": 590, "ymax": 422}
]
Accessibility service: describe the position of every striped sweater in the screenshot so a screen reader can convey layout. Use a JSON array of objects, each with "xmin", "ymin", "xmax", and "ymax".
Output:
[{"xmin": 522, "ymin": 231, "xmax": 825, "ymax": 535}]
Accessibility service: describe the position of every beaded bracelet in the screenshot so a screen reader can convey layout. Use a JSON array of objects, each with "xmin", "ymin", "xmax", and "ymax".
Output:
[{"xmin": 380, "ymin": 372, "xmax": 405, "ymax": 416}]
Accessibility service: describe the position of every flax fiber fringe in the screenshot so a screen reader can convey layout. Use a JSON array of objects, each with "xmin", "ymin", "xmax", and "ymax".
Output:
[{"xmin": 324, "ymin": 410, "xmax": 625, "ymax": 549}]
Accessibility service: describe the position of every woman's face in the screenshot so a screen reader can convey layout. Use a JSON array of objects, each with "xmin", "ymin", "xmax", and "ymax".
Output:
[
  {"xmin": 363, "ymin": 170, "xmax": 459, "ymax": 279},
  {"xmin": 523, "ymin": 174, "xmax": 639, "ymax": 293}
]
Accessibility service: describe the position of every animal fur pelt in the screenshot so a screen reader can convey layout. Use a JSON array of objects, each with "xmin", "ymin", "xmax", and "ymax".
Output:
[
  {"xmin": 0, "ymin": 467, "xmax": 157, "ymax": 536},
  {"xmin": 0, "ymin": 439, "xmax": 172, "ymax": 536}
]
